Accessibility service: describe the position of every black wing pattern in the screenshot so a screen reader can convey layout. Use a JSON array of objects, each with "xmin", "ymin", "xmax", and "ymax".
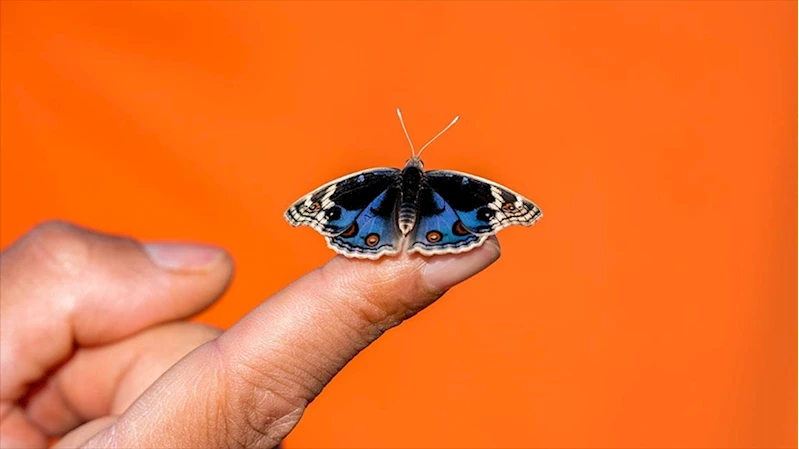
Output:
[
  {"xmin": 425, "ymin": 170, "xmax": 542, "ymax": 235},
  {"xmin": 284, "ymin": 168, "xmax": 401, "ymax": 237}
]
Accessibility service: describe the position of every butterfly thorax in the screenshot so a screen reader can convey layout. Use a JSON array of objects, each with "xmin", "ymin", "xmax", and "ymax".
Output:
[{"xmin": 397, "ymin": 157, "xmax": 425, "ymax": 235}]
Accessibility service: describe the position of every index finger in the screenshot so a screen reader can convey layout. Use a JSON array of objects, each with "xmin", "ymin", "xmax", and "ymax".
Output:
[{"xmin": 81, "ymin": 240, "xmax": 501, "ymax": 449}]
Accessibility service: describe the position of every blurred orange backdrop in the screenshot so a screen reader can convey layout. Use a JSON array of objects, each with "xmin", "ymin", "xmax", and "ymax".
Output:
[{"xmin": 1, "ymin": 1, "xmax": 796, "ymax": 448}]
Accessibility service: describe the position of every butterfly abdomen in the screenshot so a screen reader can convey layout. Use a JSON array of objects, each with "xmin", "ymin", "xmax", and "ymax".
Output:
[
  {"xmin": 397, "ymin": 163, "xmax": 424, "ymax": 235},
  {"xmin": 397, "ymin": 204, "xmax": 416, "ymax": 235}
]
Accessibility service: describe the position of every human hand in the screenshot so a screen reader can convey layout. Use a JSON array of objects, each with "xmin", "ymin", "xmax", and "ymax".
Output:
[{"xmin": 0, "ymin": 221, "xmax": 500, "ymax": 448}]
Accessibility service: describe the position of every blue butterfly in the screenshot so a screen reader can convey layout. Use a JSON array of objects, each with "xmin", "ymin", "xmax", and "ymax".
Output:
[{"xmin": 285, "ymin": 110, "xmax": 543, "ymax": 259}]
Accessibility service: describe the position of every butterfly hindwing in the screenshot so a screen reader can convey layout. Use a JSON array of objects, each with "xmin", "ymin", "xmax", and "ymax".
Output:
[
  {"xmin": 285, "ymin": 168, "xmax": 401, "ymax": 236},
  {"xmin": 425, "ymin": 170, "xmax": 543, "ymax": 235},
  {"xmin": 409, "ymin": 188, "xmax": 485, "ymax": 255},
  {"xmin": 326, "ymin": 187, "xmax": 402, "ymax": 259}
]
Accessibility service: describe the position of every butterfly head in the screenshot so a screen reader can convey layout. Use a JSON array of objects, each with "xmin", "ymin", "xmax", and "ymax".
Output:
[{"xmin": 404, "ymin": 156, "xmax": 424, "ymax": 170}]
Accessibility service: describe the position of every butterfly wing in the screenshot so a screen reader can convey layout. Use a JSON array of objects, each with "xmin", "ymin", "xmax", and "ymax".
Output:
[
  {"xmin": 425, "ymin": 170, "xmax": 543, "ymax": 235},
  {"xmin": 326, "ymin": 186, "xmax": 402, "ymax": 259},
  {"xmin": 408, "ymin": 187, "xmax": 487, "ymax": 255},
  {"xmin": 285, "ymin": 168, "xmax": 403, "ymax": 259},
  {"xmin": 285, "ymin": 168, "xmax": 400, "ymax": 236}
]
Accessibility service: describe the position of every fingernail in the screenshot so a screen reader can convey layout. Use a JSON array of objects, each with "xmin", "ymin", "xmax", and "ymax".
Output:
[
  {"xmin": 144, "ymin": 242, "xmax": 225, "ymax": 272},
  {"xmin": 422, "ymin": 238, "xmax": 501, "ymax": 293}
]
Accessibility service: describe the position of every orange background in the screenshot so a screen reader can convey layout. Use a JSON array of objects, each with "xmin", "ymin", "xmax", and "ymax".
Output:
[{"xmin": 1, "ymin": 1, "xmax": 796, "ymax": 448}]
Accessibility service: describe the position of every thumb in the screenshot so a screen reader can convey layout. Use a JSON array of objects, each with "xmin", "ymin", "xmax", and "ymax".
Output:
[
  {"xmin": 82, "ymin": 239, "xmax": 501, "ymax": 449},
  {"xmin": 0, "ymin": 221, "xmax": 234, "ymax": 449}
]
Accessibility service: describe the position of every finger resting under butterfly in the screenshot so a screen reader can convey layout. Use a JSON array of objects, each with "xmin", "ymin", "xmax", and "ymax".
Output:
[{"xmin": 83, "ymin": 238, "xmax": 500, "ymax": 449}]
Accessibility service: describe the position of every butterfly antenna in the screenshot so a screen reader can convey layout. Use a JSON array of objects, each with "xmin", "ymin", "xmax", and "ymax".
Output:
[
  {"xmin": 396, "ymin": 108, "xmax": 417, "ymax": 157},
  {"xmin": 416, "ymin": 114, "xmax": 460, "ymax": 158}
]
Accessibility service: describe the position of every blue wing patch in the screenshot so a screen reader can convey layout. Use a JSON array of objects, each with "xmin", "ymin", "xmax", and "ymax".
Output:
[
  {"xmin": 408, "ymin": 188, "xmax": 487, "ymax": 255},
  {"xmin": 425, "ymin": 170, "xmax": 543, "ymax": 235},
  {"xmin": 285, "ymin": 168, "xmax": 400, "ymax": 236},
  {"xmin": 327, "ymin": 188, "xmax": 402, "ymax": 259}
]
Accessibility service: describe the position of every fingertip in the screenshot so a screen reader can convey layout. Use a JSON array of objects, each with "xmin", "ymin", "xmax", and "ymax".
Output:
[
  {"xmin": 141, "ymin": 241, "xmax": 235, "ymax": 309},
  {"xmin": 320, "ymin": 236, "xmax": 501, "ymax": 298},
  {"xmin": 421, "ymin": 236, "xmax": 501, "ymax": 294}
]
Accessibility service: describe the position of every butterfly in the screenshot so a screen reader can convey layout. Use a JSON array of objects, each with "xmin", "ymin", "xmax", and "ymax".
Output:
[{"xmin": 285, "ymin": 110, "xmax": 543, "ymax": 259}]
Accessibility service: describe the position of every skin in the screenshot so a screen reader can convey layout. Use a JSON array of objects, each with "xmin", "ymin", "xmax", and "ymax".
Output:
[{"xmin": 0, "ymin": 221, "xmax": 500, "ymax": 448}]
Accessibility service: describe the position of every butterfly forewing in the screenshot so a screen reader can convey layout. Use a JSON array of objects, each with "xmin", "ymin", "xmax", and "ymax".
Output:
[
  {"xmin": 285, "ymin": 168, "xmax": 400, "ymax": 237},
  {"xmin": 424, "ymin": 170, "xmax": 543, "ymax": 235}
]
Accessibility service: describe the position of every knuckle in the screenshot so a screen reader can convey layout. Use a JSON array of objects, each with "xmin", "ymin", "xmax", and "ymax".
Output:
[
  {"xmin": 230, "ymin": 399, "xmax": 304, "ymax": 449},
  {"xmin": 28, "ymin": 220, "xmax": 83, "ymax": 240},
  {"xmin": 25, "ymin": 220, "xmax": 92, "ymax": 276},
  {"xmin": 209, "ymin": 341, "xmax": 308, "ymax": 448}
]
